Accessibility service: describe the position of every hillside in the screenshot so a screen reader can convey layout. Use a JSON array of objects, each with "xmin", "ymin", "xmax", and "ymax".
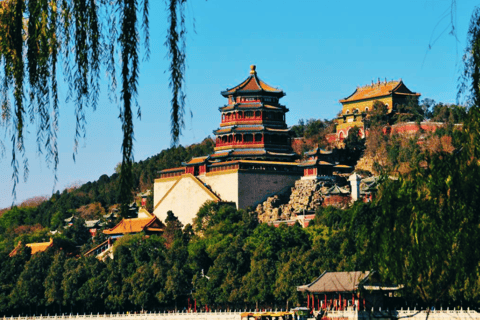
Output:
[{"xmin": 0, "ymin": 138, "xmax": 215, "ymax": 251}]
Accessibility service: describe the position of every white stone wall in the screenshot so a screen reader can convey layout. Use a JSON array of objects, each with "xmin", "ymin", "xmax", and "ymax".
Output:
[
  {"xmin": 153, "ymin": 171, "xmax": 300, "ymax": 225},
  {"xmin": 202, "ymin": 171, "xmax": 239, "ymax": 205},
  {"xmin": 153, "ymin": 175, "xmax": 218, "ymax": 226},
  {"xmin": 237, "ymin": 172, "xmax": 300, "ymax": 209},
  {"xmin": 154, "ymin": 178, "xmax": 179, "ymax": 214}
]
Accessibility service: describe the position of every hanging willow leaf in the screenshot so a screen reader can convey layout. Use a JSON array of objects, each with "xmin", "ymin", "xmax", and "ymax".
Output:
[
  {"xmin": 0, "ymin": 0, "xmax": 189, "ymax": 211},
  {"xmin": 166, "ymin": 0, "xmax": 186, "ymax": 146}
]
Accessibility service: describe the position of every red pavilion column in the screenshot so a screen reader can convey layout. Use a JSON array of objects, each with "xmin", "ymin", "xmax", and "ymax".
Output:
[{"xmin": 307, "ymin": 293, "xmax": 310, "ymax": 308}]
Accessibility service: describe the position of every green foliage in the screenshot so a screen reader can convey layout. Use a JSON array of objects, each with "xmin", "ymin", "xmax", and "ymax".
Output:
[
  {"xmin": 291, "ymin": 118, "xmax": 336, "ymax": 147},
  {"xmin": 365, "ymin": 101, "xmax": 389, "ymax": 128},
  {"xmin": 391, "ymin": 96, "xmax": 424, "ymax": 124},
  {"xmin": 430, "ymin": 103, "xmax": 467, "ymax": 123},
  {"xmin": 0, "ymin": 138, "xmax": 214, "ymax": 249},
  {"xmin": 343, "ymin": 126, "xmax": 365, "ymax": 165},
  {"xmin": 355, "ymin": 149, "xmax": 480, "ymax": 305}
]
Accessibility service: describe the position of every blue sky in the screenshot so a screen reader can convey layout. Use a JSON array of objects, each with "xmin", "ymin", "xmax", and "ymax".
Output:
[{"xmin": 0, "ymin": 0, "xmax": 477, "ymax": 209}]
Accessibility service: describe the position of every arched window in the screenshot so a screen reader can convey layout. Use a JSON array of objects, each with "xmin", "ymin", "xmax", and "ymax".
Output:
[
  {"xmin": 255, "ymin": 111, "xmax": 261, "ymax": 118},
  {"xmin": 244, "ymin": 134, "xmax": 253, "ymax": 142},
  {"xmin": 255, "ymin": 134, "xmax": 262, "ymax": 142},
  {"xmin": 365, "ymin": 107, "xmax": 369, "ymax": 112},
  {"xmin": 346, "ymin": 110, "xmax": 350, "ymax": 114}
]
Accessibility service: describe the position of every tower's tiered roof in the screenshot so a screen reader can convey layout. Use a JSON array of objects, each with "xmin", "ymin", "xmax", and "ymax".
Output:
[
  {"xmin": 213, "ymin": 65, "xmax": 295, "ymax": 162},
  {"xmin": 221, "ymin": 65, "xmax": 285, "ymax": 97}
]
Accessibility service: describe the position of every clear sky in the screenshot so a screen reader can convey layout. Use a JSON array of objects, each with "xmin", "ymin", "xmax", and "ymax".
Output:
[{"xmin": 0, "ymin": 0, "xmax": 477, "ymax": 209}]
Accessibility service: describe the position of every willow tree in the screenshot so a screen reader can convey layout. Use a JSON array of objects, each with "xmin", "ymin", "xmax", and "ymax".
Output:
[
  {"xmin": 0, "ymin": 0, "xmax": 187, "ymax": 216},
  {"xmin": 353, "ymin": 7, "xmax": 480, "ymax": 307}
]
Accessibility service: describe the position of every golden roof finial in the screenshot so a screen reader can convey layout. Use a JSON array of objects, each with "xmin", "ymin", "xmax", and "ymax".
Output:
[{"xmin": 250, "ymin": 65, "xmax": 256, "ymax": 75}]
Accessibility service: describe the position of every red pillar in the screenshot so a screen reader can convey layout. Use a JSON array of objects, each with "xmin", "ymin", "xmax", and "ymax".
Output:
[
  {"xmin": 339, "ymin": 294, "xmax": 341, "ymax": 310},
  {"xmin": 311, "ymin": 294, "xmax": 315, "ymax": 310},
  {"xmin": 324, "ymin": 294, "xmax": 327, "ymax": 310},
  {"xmin": 352, "ymin": 293, "xmax": 354, "ymax": 310},
  {"xmin": 194, "ymin": 299, "xmax": 197, "ymax": 313},
  {"xmin": 307, "ymin": 293, "xmax": 310, "ymax": 308}
]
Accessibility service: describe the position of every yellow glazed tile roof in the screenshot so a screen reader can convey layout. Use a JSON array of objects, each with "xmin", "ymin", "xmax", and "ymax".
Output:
[
  {"xmin": 27, "ymin": 239, "xmax": 53, "ymax": 254},
  {"xmin": 186, "ymin": 156, "xmax": 208, "ymax": 165},
  {"xmin": 340, "ymin": 80, "xmax": 405, "ymax": 103},
  {"xmin": 159, "ymin": 166, "xmax": 185, "ymax": 173},
  {"xmin": 10, "ymin": 238, "xmax": 54, "ymax": 256},
  {"xmin": 231, "ymin": 150, "xmax": 267, "ymax": 156},
  {"xmin": 103, "ymin": 216, "xmax": 164, "ymax": 235}
]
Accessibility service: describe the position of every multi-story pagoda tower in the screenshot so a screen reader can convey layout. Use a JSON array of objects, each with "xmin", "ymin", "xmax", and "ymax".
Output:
[{"xmin": 211, "ymin": 65, "xmax": 297, "ymax": 162}]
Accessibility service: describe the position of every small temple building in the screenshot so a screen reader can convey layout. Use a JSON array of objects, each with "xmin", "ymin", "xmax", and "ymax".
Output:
[
  {"xmin": 334, "ymin": 79, "xmax": 420, "ymax": 141},
  {"xmin": 84, "ymin": 208, "xmax": 165, "ymax": 259},
  {"xmin": 9, "ymin": 238, "xmax": 54, "ymax": 256},
  {"xmin": 297, "ymin": 271, "xmax": 403, "ymax": 311}
]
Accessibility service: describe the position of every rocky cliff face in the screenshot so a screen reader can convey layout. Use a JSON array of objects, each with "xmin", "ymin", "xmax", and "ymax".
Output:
[{"xmin": 256, "ymin": 177, "xmax": 344, "ymax": 223}]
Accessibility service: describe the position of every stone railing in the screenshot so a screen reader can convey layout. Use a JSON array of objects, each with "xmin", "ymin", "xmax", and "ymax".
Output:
[
  {"xmin": 4, "ymin": 308, "xmax": 480, "ymax": 320},
  {"xmin": 1, "ymin": 311, "xmax": 243, "ymax": 320}
]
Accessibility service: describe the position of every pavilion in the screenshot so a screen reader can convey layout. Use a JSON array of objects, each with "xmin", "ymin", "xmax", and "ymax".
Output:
[{"xmin": 297, "ymin": 271, "xmax": 403, "ymax": 311}]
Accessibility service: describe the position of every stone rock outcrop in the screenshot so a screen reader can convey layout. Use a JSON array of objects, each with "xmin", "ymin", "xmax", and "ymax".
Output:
[{"xmin": 256, "ymin": 177, "xmax": 345, "ymax": 223}]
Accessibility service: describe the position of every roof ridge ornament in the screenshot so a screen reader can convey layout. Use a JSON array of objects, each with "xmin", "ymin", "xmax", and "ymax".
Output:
[{"xmin": 250, "ymin": 65, "xmax": 256, "ymax": 75}]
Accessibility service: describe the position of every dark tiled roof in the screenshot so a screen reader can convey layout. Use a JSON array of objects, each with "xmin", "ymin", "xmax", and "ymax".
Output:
[
  {"xmin": 297, "ymin": 271, "xmax": 370, "ymax": 293},
  {"xmin": 299, "ymin": 160, "xmax": 333, "ymax": 167},
  {"xmin": 325, "ymin": 185, "xmax": 350, "ymax": 195},
  {"xmin": 305, "ymin": 147, "xmax": 332, "ymax": 156}
]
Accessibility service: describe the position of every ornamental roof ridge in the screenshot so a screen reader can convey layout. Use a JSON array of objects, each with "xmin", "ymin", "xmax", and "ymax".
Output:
[
  {"xmin": 340, "ymin": 79, "xmax": 420, "ymax": 103},
  {"xmin": 221, "ymin": 65, "xmax": 284, "ymax": 97}
]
